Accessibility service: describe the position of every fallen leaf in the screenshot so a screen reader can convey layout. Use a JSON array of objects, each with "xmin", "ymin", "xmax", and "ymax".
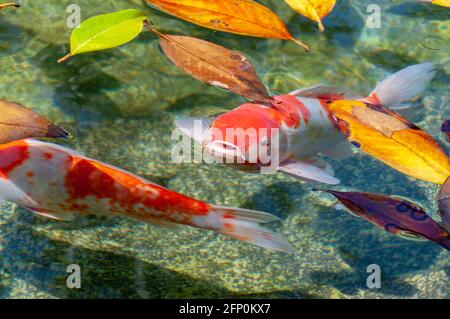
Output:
[
  {"xmin": 422, "ymin": 0, "xmax": 450, "ymax": 8},
  {"xmin": 58, "ymin": 9, "xmax": 147, "ymax": 63},
  {"xmin": 327, "ymin": 100, "xmax": 450, "ymax": 185},
  {"xmin": 318, "ymin": 189, "xmax": 450, "ymax": 251},
  {"xmin": 284, "ymin": 0, "xmax": 336, "ymax": 32},
  {"xmin": 0, "ymin": 100, "xmax": 68, "ymax": 144},
  {"xmin": 0, "ymin": 2, "xmax": 19, "ymax": 10},
  {"xmin": 146, "ymin": 24, "xmax": 270, "ymax": 102},
  {"xmin": 438, "ymin": 177, "xmax": 450, "ymax": 232},
  {"xmin": 145, "ymin": 0, "xmax": 309, "ymax": 51}
]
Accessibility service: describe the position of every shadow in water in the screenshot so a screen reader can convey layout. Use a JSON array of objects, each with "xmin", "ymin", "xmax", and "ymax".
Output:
[
  {"xmin": 30, "ymin": 43, "xmax": 125, "ymax": 120},
  {"xmin": 285, "ymin": 0, "xmax": 364, "ymax": 51},
  {"xmin": 308, "ymin": 204, "xmax": 445, "ymax": 297},
  {"xmin": 388, "ymin": 3, "xmax": 450, "ymax": 21},
  {"xmin": 0, "ymin": 21, "xmax": 26, "ymax": 58},
  {"xmin": 244, "ymin": 180, "xmax": 311, "ymax": 220},
  {"xmin": 0, "ymin": 208, "xmax": 314, "ymax": 299}
]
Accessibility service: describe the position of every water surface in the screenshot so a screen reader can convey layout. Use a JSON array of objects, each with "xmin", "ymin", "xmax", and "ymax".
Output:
[{"xmin": 0, "ymin": 0, "xmax": 449, "ymax": 298}]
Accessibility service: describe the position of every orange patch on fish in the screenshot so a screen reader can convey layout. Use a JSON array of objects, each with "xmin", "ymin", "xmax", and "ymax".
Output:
[{"xmin": 0, "ymin": 141, "xmax": 29, "ymax": 178}]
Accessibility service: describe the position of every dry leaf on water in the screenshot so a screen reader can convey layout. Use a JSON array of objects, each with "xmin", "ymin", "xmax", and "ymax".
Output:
[
  {"xmin": 146, "ymin": 23, "xmax": 271, "ymax": 103},
  {"xmin": 422, "ymin": 0, "xmax": 450, "ymax": 8},
  {"xmin": 318, "ymin": 189, "xmax": 450, "ymax": 251},
  {"xmin": 0, "ymin": 2, "xmax": 19, "ymax": 10},
  {"xmin": 284, "ymin": 0, "xmax": 336, "ymax": 32},
  {"xmin": 145, "ymin": 0, "xmax": 309, "ymax": 51},
  {"xmin": 327, "ymin": 100, "xmax": 450, "ymax": 185},
  {"xmin": 0, "ymin": 100, "xmax": 68, "ymax": 144}
]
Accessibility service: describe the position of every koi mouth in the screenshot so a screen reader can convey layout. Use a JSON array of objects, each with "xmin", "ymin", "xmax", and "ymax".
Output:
[{"xmin": 205, "ymin": 140, "xmax": 246, "ymax": 162}]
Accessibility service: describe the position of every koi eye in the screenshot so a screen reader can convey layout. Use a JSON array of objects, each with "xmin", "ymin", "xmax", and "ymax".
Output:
[{"xmin": 326, "ymin": 100, "xmax": 332, "ymax": 104}]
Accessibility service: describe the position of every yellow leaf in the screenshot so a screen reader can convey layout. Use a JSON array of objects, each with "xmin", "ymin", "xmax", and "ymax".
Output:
[
  {"xmin": 425, "ymin": 0, "xmax": 450, "ymax": 8},
  {"xmin": 145, "ymin": 0, "xmax": 309, "ymax": 51},
  {"xmin": 284, "ymin": 0, "xmax": 336, "ymax": 32},
  {"xmin": 328, "ymin": 100, "xmax": 450, "ymax": 185}
]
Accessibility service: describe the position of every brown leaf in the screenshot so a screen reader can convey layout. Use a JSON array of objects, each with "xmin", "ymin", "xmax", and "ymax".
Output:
[
  {"xmin": 146, "ymin": 24, "xmax": 271, "ymax": 103},
  {"xmin": 0, "ymin": 100, "xmax": 69, "ymax": 144}
]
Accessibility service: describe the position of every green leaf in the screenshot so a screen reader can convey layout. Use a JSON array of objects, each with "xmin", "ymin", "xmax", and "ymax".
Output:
[{"xmin": 58, "ymin": 9, "xmax": 147, "ymax": 63}]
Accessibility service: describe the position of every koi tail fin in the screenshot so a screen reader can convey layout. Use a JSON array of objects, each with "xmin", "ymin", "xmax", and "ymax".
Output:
[
  {"xmin": 365, "ymin": 62, "xmax": 436, "ymax": 110},
  {"xmin": 202, "ymin": 205, "xmax": 295, "ymax": 253}
]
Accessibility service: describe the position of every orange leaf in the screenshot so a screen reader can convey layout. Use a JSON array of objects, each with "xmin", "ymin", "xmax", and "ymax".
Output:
[
  {"xmin": 146, "ymin": 24, "xmax": 270, "ymax": 102},
  {"xmin": 327, "ymin": 100, "xmax": 450, "ymax": 185},
  {"xmin": 284, "ymin": 0, "xmax": 336, "ymax": 32},
  {"xmin": 0, "ymin": 100, "xmax": 69, "ymax": 144},
  {"xmin": 145, "ymin": 0, "xmax": 309, "ymax": 51}
]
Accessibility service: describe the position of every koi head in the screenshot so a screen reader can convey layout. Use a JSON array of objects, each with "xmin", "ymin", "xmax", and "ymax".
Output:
[
  {"xmin": 175, "ymin": 102, "xmax": 286, "ymax": 165},
  {"xmin": 207, "ymin": 104, "xmax": 282, "ymax": 164}
]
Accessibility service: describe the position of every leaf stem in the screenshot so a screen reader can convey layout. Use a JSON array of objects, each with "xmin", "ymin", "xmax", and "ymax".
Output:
[
  {"xmin": 143, "ymin": 19, "xmax": 164, "ymax": 38},
  {"xmin": 291, "ymin": 38, "xmax": 310, "ymax": 52},
  {"xmin": 57, "ymin": 53, "xmax": 72, "ymax": 64},
  {"xmin": 0, "ymin": 2, "xmax": 20, "ymax": 10}
]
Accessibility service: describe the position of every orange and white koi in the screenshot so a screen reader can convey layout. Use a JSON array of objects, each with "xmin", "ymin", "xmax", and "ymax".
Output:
[
  {"xmin": 0, "ymin": 138, "xmax": 293, "ymax": 253},
  {"xmin": 176, "ymin": 63, "xmax": 436, "ymax": 184}
]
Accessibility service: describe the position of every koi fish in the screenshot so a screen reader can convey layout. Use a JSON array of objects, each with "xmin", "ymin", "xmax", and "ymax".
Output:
[
  {"xmin": 176, "ymin": 63, "xmax": 436, "ymax": 185},
  {"xmin": 317, "ymin": 189, "xmax": 450, "ymax": 251},
  {"xmin": 0, "ymin": 139, "xmax": 293, "ymax": 253}
]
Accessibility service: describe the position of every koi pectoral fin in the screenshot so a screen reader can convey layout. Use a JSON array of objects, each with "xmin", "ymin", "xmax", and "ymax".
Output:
[
  {"xmin": 278, "ymin": 160, "xmax": 340, "ymax": 185},
  {"xmin": 24, "ymin": 206, "xmax": 75, "ymax": 221}
]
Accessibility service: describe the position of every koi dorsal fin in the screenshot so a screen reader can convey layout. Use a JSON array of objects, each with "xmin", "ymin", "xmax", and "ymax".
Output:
[{"xmin": 289, "ymin": 84, "xmax": 356, "ymax": 100}]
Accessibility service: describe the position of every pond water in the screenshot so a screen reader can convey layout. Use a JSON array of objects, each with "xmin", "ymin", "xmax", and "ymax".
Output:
[{"xmin": 0, "ymin": 0, "xmax": 448, "ymax": 298}]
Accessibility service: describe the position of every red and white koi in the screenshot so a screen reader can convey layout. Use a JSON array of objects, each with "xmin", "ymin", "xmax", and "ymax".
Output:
[
  {"xmin": 0, "ymin": 138, "xmax": 293, "ymax": 253},
  {"xmin": 176, "ymin": 63, "xmax": 436, "ymax": 184}
]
